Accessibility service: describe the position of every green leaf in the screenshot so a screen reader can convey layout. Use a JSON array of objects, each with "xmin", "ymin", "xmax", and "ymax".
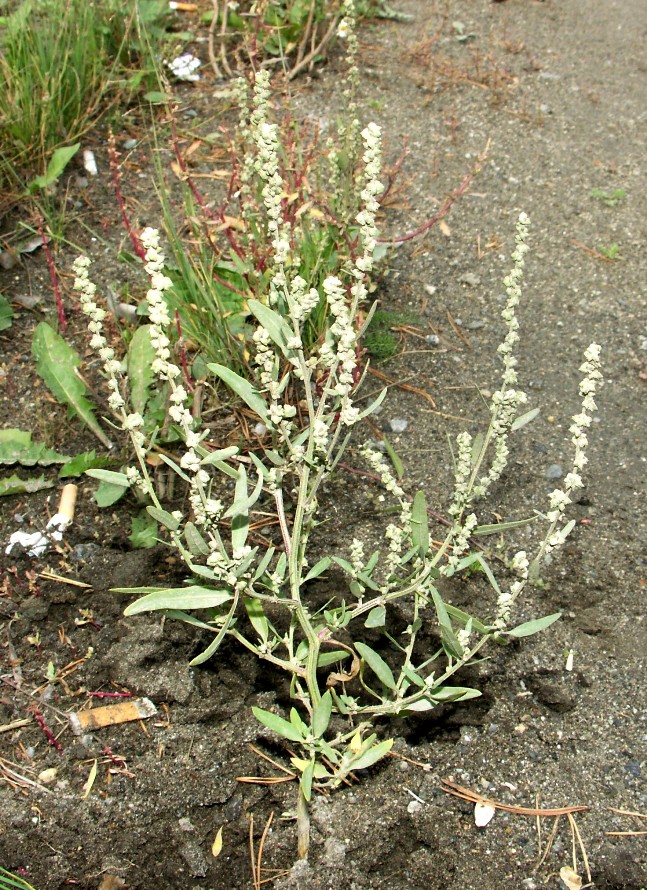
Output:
[
  {"xmin": 143, "ymin": 90, "xmax": 171, "ymax": 103},
  {"xmin": 121, "ymin": 586, "xmax": 233, "ymax": 615},
  {"xmin": 184, "ymin": 521, "xmax": 210, "ymax": 556},
  {"xmin": 0, "ymin": 293, "xmax": 13, "ymax": 331},
  {"xmin": 430, "ymin": 686, "xmax": 482, "ymax": 703},
  {"xmin": 129, "ymin": 509, "xmax": 158, "ymax": 549},
  {"xmin": 247, "ymin": 299, "xmax": 293, "ymax": 357},
  {"xmin": 510, "ymin": 407, "xmax": 540, "ymax": 432},
  {"xmin": 94, "ymin": 479, "xmax": 129, "ymax": 507},
  {"xmin": 506, "ymin": 612, "xmax": 561, "ymax": 638},
  {"xmin": 222, "ymin": 468, "xmax": 264, "ymax": 520},
  {"xmin": 0, "ymin": 429, "xmax": 69, "ymax": 466},
  {"xmin": 355, "ymin": 642, "xmax": 396, "ymax": 691},
  {"xmin": 207, "ymin": 363, "xmax": 269, "ymax": 423},
  {"xmin": 356, "ymin": 387, "xmax": 388, "ymax": 421},
  {"xmin": 189, "ymin": 594, "xmax": 239, "ymax": 666},
  {"xmin": 349, "ymin": 737, "xmax": 393, "ymax": 771},
  {"xmin": 300, "ymin": 759, "xmax": 315, "ymax": 802},
  {"xmin": 317, "ymin": 649, "xmax": 350, "ymax": 668},
  {"xmin": 312, "ymin": 690, "xmax": 333, "ymax": 738},
  {"xmin": 86, "ymin": 469, "xmax": 131, "ymax": 486},
  {"xmin": 411, "ymin": 490, "xmax": 430, "ymax": 556},
  {"xmin": 364, "ymin": 606, "xmax": 386, "ymax": 628},
  {"xmin": 26, "ymin": 143, "xmax": 80, "ymax": 194},
  {"xmin": 0, "ymin": 474, "xmax": 54, "ymax": 496},
  {"xmin": 303, "ymin": 556, "xmax": 331, "ymax": 583},
  {"xmin": 252, "ymin": 707, "xmax": 305, "ymax": 743},
  {"xmin": 59, "ymin": 450, "xmax": 112, "ymax": 478},
  {"xmin": 146, "ymin": 506, "xmax": 180, "ymax": 531},
  {"xmin": 229, "ymin": 465, "xmax": 250, "ymax": 553},
  {"xmin": 32, "ymin": 322, "xmax": 111, "ymax": 448},
  {"xmin": 473, "ymin": 516, "xmax": 537, "ymax": 536},
  {"xmin": 381, "ymin": 435, "xmax": 404, "ymax": 479},
  {"xmin": 127, "ymin": 325, "xmax": 156, "ymax": 415},
  {"xmin": 431, "ymin": 588, "xmax": 463, "ymax": 658},
  {"xmin": 244, "ymin": 597, "xmax": 269, "ymax": 643}
]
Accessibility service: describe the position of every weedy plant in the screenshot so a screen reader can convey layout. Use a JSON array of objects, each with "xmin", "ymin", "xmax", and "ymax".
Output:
[
  {"xmin": 73, "ymin": 52, "xmax": 603, "ymax": 855},
  {"xmin": 152, "ymin": 2, "xmax": 379, "ymax": 374}
]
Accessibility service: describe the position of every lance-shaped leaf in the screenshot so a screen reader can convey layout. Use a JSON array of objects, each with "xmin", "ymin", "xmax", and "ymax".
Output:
[
  {"xmin": 300, "ymin": 759, "xmax": 315, "ymax": 802},
  {"xmin": 348, "ymin": 737, "xmax": 393, "ymax": 772},
  {"xmin": 252, "ymin": 706, "xmax": 306, "ymax": 743},
  {"xmin": 244, "ymin": 597, "xmax": 269, "ymax": 643},
  {"xmin": 411, "ymin": 490, "xmax": 430, "ymax": 556},
  {"xmin": 26, "ymin": 143, "xmax": 80, "ymax": 194},
  {"xmin": 146, "ymin": 506, "xmax": 180, "ymax": 531},
  {"xmin": 32, "ymin": 322, "xmax": 111, "ymax": 448},
  {"xmin": 230, "ymin": 464, "xmax": 251, "ymax": 552},
  {"xmin": 430, "ymin": 686, "xmax": 482, "ymax": 703},
  {"xmin": 190, "ymin": 594, "xmax": 240, "ymax": 666},
  {"xmin": 355, "ymin": 642, "xmax": 396, "ymax": 691},
  {"xmin": 431, "ymin": 588, "xmax": 463, "ymax": 658},
  {"xmin": 127, "ymin": 325, "xmax": 156, "ymax": 415},
  {"xmin": 304, "ymin": 556, "xmax": 331, "ymax": 583},
  {"xmin": 120, "ymin": 586, "xmax": 232, "ymax": 615},
  {"xmin": 184, "ymin": 522, "xmax": 210, "ymax": 557},
  {"xmin": 207, "ymin": 363, "xmax": 269, "ymax": 423},
  {"xmin": 506, "ymin": 612, "xmax": 561, "ymax": 638},
  {"xmin": 247, "ymin": 299, "xmax": 293, "ymax": 357},
  {"xmin": 312, "ymin": 690, "xmax": 333, "ymax": 739}
]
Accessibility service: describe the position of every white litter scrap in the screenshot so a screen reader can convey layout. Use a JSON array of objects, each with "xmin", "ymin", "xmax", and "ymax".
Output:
[
  {"xmin": 474, "ymin": 801, "xmax": 496, "ymax": 827},
  {"xmin": 5, "ymin": 484, "xmax": 77, "ymax": 556},
  {"xmin": 83, "ymin": 150, "xmax": 98, "ymax": 176},
  {"xmin": 165, "ymin": 53, "xmax": 201, "ymax": 82}
]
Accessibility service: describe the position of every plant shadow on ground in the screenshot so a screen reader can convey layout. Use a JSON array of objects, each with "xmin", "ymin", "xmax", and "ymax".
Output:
[{"xmin": 1, "ymin": 1, "xmax": 646, "ymax": 889}]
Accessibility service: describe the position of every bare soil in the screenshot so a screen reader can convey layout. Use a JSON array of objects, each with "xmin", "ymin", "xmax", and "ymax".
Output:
[{"xmin": 0, "ymin": 1, "xmax": 645, "ymax": 889}]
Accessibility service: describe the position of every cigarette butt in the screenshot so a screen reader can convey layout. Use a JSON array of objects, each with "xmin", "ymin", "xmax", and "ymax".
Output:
[
  {"xmin": 58, "ymin": 484, "xmax": 78, "ymax": 523},
  {"xmin": 169, "ymin": 2, "xmax": 198, "ymax": 9},
  {"xmin": 69, "ymin": 698, "xmax": 157, "ymax": 734}
]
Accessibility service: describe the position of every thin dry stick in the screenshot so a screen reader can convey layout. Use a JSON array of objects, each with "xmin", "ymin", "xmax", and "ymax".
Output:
[
  {"xmin": 288, "ymin": 14, "xmax": 340, "ymax": 80},
  {"xmin": 209, "ymin": 0, "xmax": 224, "ymax": 78},
  {"xmin": 295, "ymin": 0, "xmax": 317, "ymax": 68},
  {"xmin": 219, "ymin": 0, "xmax": 233, "ymax": 77},
  {"xmin": 606, "ymin": 806, "xmax": 647, "ymax": 836},
  {"xmin": 567, "ymin": 811, "xmax": 592, "ymax": 884},
  {"xmin": 535, "ymin": 814, "xmax": 561, "ymax": 872},
  {"xmin": 441, "ymin": 779, "xmax": 589, "ymax": 817}
]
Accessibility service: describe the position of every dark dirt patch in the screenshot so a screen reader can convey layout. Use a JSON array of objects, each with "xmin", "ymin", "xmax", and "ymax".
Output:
[{"xmin": 1, "ymin": 1, "xmax": 646, "ymax": 888}]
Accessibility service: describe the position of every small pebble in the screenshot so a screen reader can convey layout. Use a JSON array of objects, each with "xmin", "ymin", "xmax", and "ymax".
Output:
[
  {"xmin": 407, "ymin": 800, "xmax": 423, "ymax": 815},
  {"xmin": 624, "ymin": 760, "xmax": 641, "ymax": 778},
  {"xmin": 123, "ymin": 138, "xmax": 138, "ymax": 150},
  {"xmin": 425, "ymin": 334, "xmax": 440, "ymax": 346},
  {"xmin": 388, "ymin": 418, "xmax": 409, "ymax": 433},
  {"xmin": 459, "ymin": 272, "xmax": 480, "ymax": 287},
  {"xmin": 546, "ymin": 464, "xmax": 563, "ymax": 479},
  {"xmin": 465, "ymin": 320, "xmax": 485, "ymax": 330}
]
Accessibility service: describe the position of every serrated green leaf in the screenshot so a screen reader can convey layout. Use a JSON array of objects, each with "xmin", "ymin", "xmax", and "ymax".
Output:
[
  {"xmin": 127, "ymin": 325, "xmax": 156, "ymax": 415},
  {"xmin": 121, "ymin": 586, "xmax": 233, "ymax": 615},
  {"xmin": 0, "ymin": 429, "xmax": 69, "ymax": 466},
  {"xmin": 506, "ymin": 612, "xmax": 561, "ymax": 638},
  {"xmin": 355, "ymin": 642, "xmax": 396, "ymax": 691},
  {"xmin": 365, "ymin": 605, "xmax": 386, "ymax": 628},
  {"xmin": 0, "ymin": 474, "xmax": 54, "ymax": 496},
  {"xmin": 411, "ymin": 490, "xmax": 430, "ymax": 556},
  {"xmin": 312, "ymin": 690, "xmax": 333, "ymax": 738},
  {"xmin": 207, "ymin": 363, "xmax": 268, "ymax": 423},
  {"xmin": 59, "ymin": 450, "xmax": 111, "ymax": 478},
  {"xmin": 32, "ymin": 322, "xmax": 111, "ymax": 448},
  {"xmin": 129, "ymin": 509, "xmax": 158, "ymax": 549},
  {"xmin": 26, "ymin": 143, "xmax": 80, "ymax": 194},
  {"xmin": 349, "ymin": 738, "xmax": 393, "ymax": 771},
  {"xmin": 252, "ymin": 706, "xmax": 305, "ymax": 743}
]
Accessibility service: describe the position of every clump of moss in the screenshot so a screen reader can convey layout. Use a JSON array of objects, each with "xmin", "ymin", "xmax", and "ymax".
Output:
[{"xmin": 363, "ymin": 309, "xmax": 419, "ymax": 361}]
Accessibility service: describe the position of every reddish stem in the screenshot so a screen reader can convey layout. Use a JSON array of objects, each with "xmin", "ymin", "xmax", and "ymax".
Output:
[
  {"xmin": 38, "ymin": 219, "xmax": 65, "ymax": 333},
  {"xmin": 30, "ymin": 705, "xmax": 63, "ymax": 752}
]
